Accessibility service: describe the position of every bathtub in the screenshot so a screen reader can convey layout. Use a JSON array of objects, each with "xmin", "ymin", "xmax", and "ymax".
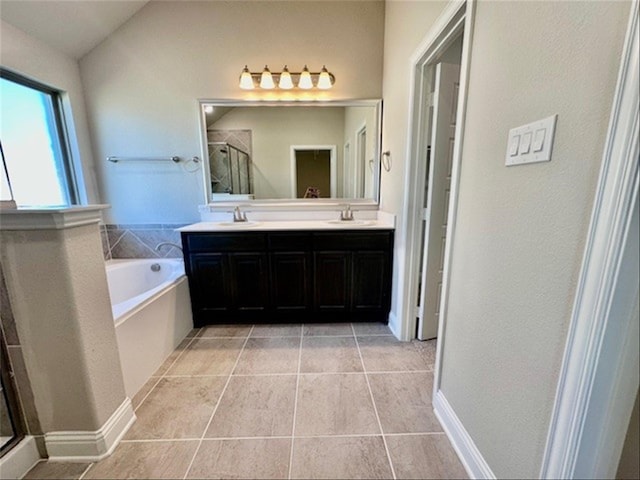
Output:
[{"xmin": 106, "ymin": 259, "xmax": 193, "ymax": 398}]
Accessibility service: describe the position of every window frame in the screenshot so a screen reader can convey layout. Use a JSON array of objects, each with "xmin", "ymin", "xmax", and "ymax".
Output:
[{"xmin": 0, "ymin": 68, "xmax": 79, "ymax": 205}]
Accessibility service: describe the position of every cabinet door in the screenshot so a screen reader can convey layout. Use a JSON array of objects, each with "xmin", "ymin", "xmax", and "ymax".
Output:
[
  {"xmin": 228, "ymin": 252, "xmax": 269, "ymax": 311},
  {"xmin": 352, "ymin": 251, "xmax": 390, "ymax": 311},
  {"xmin": 314, "ymin": 252, "xmax": 351, "ymax": 311},
  {"xmin": 270, "ymin": 252, "xmax": 311, "ymax": 313},
  {"xmin": 188, "ymin": 253, "xmax": 231, "ymax": 312}
]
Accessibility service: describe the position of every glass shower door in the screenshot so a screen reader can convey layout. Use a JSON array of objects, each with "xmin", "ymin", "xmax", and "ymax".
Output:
[{"xmin": 0, "ymin": 331, "xmax": 24, "ymax": 457}]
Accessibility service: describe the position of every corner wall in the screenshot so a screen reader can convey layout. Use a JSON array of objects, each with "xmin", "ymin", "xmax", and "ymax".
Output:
[{"xmin": 438, "ymin": 1, "xmax": 630, "ymax": 478}]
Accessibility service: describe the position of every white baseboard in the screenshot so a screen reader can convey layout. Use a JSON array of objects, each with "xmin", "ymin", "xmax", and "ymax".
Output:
[
  {"xmin": 45, "ymin": 398, "xmax": 136, "ymax": 462},
  {"xmin": 433, "ymin": 390, "xmax": 496, "ymax": 479},
  {"xmin": 387, "ymin": 310, "xmax": 402, "ymax": 339},
  {"xmin": 0, "ymin": 436, "xmax": 41, "ymax": 480}
]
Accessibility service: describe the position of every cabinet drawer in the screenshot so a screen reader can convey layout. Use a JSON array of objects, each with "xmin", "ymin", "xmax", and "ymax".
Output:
[
  {"xmin": 313, "ymin": 231, "xmax": 392, "ymax": 250},
  {"xmin": 183, "ymin": 233, "xmax": 266, "ymax": 252},
  {"xmin": 268, "ymin": 233, "xmax": 311, "ymax": 251}
]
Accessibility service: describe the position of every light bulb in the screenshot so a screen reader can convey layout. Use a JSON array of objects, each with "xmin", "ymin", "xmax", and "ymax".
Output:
[
  {"xmin": 260, "ymin": 65, "xmax": 275, "ymax": 89},
  {"xmin": 317, "ymin": 65, "xmax": 333, "ymax": 90},
  {"xmin": 278, "ymin": 65, "xmax": 294, "ymax": 89},
  {"xmin": 298, "ymin": 65, "xmax": 313, "ymax": 89},
  {"xmin": 239, "ymin": 65, "xmax": 254, "ymax": 90}
]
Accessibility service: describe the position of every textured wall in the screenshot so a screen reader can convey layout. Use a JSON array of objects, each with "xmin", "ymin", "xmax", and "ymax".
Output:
[
  {"xmin": 1, "ymin": 224, "xmax": 126, "ymax": 432},
  {"xmin": 79, "ymin": 1, "xmax": 385, "ymax": 224},
  {"xmin": 439, "ymin": 1, "xmax": 631, "ymax": 477}
]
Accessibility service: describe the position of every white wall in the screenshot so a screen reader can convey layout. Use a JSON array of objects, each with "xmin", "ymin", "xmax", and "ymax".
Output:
[
  {"xmin": 210, "ymin": 107, "xmax": 345, "ymax": 199},
  {"xmin": 0, "ymin": 21, "xmax": 100, "ymax": 205},
  {"xmin": 438, "ymin": 1, "xmax": 631, "ymax": 478},
  {"xmin": 79, "ymin": 1, "xmax": 385, "ymax": 224}
]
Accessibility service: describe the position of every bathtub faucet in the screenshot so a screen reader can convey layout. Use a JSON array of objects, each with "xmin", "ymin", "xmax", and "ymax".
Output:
[{"xmin": 155, "ymin": 242, "xmax": 183, "ymax": 254}]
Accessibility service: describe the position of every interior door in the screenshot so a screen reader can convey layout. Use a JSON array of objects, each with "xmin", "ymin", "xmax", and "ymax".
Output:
[{"xmin": 417, "ymin": 62, "xmax": 460, "ymax": 340}]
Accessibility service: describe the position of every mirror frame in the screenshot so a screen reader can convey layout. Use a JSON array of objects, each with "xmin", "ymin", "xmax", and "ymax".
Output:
[{"xmin": 197, "ymin": 99, "xmax": 383, "ymax": 205}]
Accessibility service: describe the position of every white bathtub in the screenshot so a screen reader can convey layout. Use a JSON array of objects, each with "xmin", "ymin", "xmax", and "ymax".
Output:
[{"xmin": 106, "ymin": 259, "xmax": 193, "ymax": 398}]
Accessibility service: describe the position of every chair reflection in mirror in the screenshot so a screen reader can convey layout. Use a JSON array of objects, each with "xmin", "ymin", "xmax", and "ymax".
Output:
[{"xmin": 303, "ymin": 186, "xmax": 320, "ymax": 198}]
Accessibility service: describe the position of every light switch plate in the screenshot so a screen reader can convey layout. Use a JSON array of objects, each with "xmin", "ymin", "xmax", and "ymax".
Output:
[{"xmin": 505, "ymin": 114, "xmax": 557, "ymax": 166}]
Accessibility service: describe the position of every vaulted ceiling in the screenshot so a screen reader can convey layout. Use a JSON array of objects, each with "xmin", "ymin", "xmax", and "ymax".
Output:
[{"xmin": 0, "ymin": 1, "xmax": 149, "ymax": 59}]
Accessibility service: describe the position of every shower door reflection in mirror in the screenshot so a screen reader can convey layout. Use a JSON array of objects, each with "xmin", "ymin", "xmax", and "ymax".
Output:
[{"xmin": 199, "ymin": 101, "xmax": 381, "ymax": 202}]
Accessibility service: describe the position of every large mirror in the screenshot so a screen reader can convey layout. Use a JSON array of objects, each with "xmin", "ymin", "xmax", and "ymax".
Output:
[{"xmin": 198, "ymin": 100, "xmax": 381, "ymax": 203}]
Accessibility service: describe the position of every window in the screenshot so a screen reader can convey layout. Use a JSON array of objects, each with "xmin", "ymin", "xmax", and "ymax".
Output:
[{"xmin": 0, "ymin": 69, "xmax": 78, "ymax": 206}]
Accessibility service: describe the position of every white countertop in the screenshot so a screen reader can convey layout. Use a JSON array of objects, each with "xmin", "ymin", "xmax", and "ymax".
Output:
[{"xmin": 178, "ymin": 219, "xmax": 394, "ymax": 232}]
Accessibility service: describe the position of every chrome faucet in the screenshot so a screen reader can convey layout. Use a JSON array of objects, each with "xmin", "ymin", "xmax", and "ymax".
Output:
[
  {"xmin": 155, "ymin": 242, "xmax": 183, "ymax": 254},
  {"xmin": 339, "ymin": 204, "xmax": 354, "ymax": 221},
  {"xmin": 233, "ymin": 206, "xmax": 248, "ymax": 222}
]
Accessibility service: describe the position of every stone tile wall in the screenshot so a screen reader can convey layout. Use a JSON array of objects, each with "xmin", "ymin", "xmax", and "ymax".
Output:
[
  {"xmin": 101, "ymin": 224, "xmax": 186, "ymax": 260},
  {"xmin": 0, "ymin": 261, "xmax": 46, "ymax": 457}
]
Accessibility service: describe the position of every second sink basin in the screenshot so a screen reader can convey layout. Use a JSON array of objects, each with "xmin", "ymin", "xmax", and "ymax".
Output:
[
  {"xmin": 325, "ymin": 220, "xmax": 375, "ymax": 227},
  {"xmin": 215, "ymin": 221, "xmax": 261, "ymax": 228}
]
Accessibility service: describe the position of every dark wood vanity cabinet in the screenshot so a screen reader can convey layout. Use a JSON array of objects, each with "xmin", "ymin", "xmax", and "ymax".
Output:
[{"xmin": 182, "ymin": 230, "xmax": 393, "ymax": 325}]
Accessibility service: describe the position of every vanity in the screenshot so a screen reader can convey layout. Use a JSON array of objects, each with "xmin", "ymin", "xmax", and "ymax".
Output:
[
  {"xmin": 184, "ymin": 99, "xmax": 392, "ymax": 324},
  {"xmin": 180, "ymin": 219, "xmax": 393, "ymax": 325}
]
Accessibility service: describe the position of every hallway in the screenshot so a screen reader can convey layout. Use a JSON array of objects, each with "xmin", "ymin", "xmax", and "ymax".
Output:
[{"xmin": 24, "ymin": 323, "xmax": 466, "ymax": 479}]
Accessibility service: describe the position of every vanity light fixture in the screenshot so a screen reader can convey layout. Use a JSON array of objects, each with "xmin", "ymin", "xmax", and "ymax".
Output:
[
  {"xmin": 239, "ymin": 65, "xmax": 255, "ymax": 90},
  {"xmin": 278, "ymin": 65, "xmax": 294, "ymax": 90},
  {"xmin": 239, "ymin": 65, "xmax": 335, "ymax": 90},
  {"xmin": 317, "ymin": 66, "xmax": 332, "ymax": 90},
  {"xmin": 298, "ymin": 65, "xmax": 313, "ymax": 90},
  {"xmin": 259, "ymin": 65, "xmax": 275, "ymax": 89}
]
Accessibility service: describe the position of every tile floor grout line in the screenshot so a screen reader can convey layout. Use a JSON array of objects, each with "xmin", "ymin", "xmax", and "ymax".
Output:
[
  {"xmin": 352, "ymin": 323, "xmax": 397, "ymax": 480},
  {"xmin": 120, "ymin": 438, "xmax": 202, "ymax": 443},
  {"xmin": 118, "ymin": 431, "xmax": 446, "ymax": 443},
  {"xmin": 133, "ymin": 335, "xmax": 199, "ymax": 413},
  {"xmin": 181, "ymin": 325, "xmax": 255, "ymax": 480},
  {"xmin": 287, "ymin": 324, "xmax": 304, "ymax": 480},
  {"xmin": 159, "ymin": 369, "xmax": 432, "ymax": 378},
  {"xmin": 77, "ymin": 462, "xmax": 94, "ymax": 480}
]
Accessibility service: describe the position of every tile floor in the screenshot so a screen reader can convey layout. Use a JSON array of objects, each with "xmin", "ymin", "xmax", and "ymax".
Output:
[{"xmin": 23, "ymin": 323, "xmax": 467, "ymax": 479}]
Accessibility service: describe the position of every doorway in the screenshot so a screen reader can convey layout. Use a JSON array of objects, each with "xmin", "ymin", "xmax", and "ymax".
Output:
[
  {"xmin": 416, "ymin": 40, "xmax": 463, "ymax": 341},
  {"xmin": 355, "ymin": 125, "xmax": 367, "ymax": 197},
  {"xmin": 290, "ymin": 145, "xmax": 337, "ymax": 198}
]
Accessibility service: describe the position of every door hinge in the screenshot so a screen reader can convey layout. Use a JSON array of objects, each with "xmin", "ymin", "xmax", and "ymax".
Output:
[{"xmin": 422, "ymin": 208, "xmax": 428, "ymax": 221}]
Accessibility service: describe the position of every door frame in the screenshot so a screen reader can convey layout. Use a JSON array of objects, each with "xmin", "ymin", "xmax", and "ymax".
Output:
[
  {"xmin": 540, "ymin": 2, "xmax": 639, "ymax": 478},
  {"xmin": 395, "ymin": 0, "xmax": 473, "ymax": 359},
  {"xmin": 343, "ymin": 141, "xmax": 351, "ymax": 197},
  {"xmin": 289, "ymin": 145, "xmax": 337, "ymax": 198},
  {"xmin": 354, "ymin": 122, "xmax": 368, "ymax": 197}
]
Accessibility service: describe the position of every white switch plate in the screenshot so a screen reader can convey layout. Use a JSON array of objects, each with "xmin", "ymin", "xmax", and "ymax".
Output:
[{"xmin": 505, "ymin": 114, "xmax": 557, "ymax": 166}]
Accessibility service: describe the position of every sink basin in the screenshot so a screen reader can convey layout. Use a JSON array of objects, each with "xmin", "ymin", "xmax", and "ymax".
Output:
[
  {"xmin": 215, "ymin": 221, "xmax": 261, "ymax": 228},
  {"xmin": 325, "ymin": 220, "xmax": 375, "ymax": 227}
]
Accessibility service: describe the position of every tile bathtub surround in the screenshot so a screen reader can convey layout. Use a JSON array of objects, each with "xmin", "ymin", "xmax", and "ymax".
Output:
[
  {"xmin": 101, "ymin": 224, "xmax": 187, "ymax": 259},
  {"xmin": 25, "ymin": 323, "xmax": 466, "ymax": 480}
]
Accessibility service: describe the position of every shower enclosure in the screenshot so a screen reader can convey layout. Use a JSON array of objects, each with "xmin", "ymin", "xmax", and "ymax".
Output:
[
  {"xmin": 207, "ymin": 142, "xmax": 252, "ymax": 195},
  {"xmin": 0, "ymin": 330, "xmax": 24, "ymax": 458}
]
